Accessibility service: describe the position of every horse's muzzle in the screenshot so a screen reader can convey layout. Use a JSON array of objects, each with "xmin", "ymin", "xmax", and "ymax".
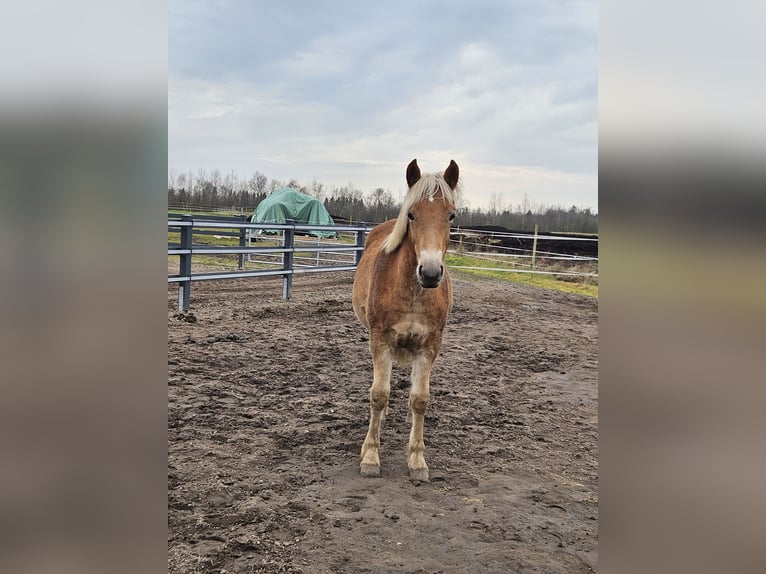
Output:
[{"xmin": 417, "ymin": 263, "xmax": 444, "ymax": 288}]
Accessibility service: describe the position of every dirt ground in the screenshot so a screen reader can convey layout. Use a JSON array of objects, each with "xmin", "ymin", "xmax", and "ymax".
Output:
[{"xmin": 168, "ymin": 272, "xmax": 598, "ymax": 573}]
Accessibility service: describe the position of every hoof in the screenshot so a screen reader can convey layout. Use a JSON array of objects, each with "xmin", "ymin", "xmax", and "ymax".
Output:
[
  {"xmin": 360, "ymin": 463, "xmax": 381, "ymax": 477},
  {"xmin": 409, "ymin": 468, "xmax": 430, "ymax": 482}
]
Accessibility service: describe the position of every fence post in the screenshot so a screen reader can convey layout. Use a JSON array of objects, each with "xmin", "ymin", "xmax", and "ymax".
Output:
[
  {"xmin": 238, "ymin": 215, "xmax": 247, "ymax": 269},
  {"xmin": 531, "ymin": 224, "xmax": 539, "ymax": 269},
  {"xmin": 282, "ymin": 223, "xmax": 295, "ymax": 300},
  {"xmin": 178, "ymin": 214, "xmax": 193, "ymax": 312},
  {"xmin": 355, "ymin": 228, "xmax": 366, "ymax": 266}
]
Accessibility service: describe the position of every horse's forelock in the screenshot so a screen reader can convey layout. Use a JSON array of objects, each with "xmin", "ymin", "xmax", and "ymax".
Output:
[{"xmin": 381, "ymin": 172, "xmax": 459, "ymax": 254}]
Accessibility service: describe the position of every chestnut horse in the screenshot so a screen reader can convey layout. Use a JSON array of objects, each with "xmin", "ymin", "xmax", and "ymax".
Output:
[{"xmin": 352, "ymin": 159, "xmax": 459, "ymax": 481}]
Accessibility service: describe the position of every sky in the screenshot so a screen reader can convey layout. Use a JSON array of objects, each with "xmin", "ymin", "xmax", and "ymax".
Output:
[{"xmin": 169, "ymin": 0, "xmax": 597, "ymax": 211}]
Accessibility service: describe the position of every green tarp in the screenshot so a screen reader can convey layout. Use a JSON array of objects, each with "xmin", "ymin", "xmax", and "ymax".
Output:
[{"xmin": 250, "ymin": 187, "xmax": 336, "ymax": 238}]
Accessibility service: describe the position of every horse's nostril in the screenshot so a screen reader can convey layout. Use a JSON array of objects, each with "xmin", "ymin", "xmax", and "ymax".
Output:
[
  {"xmin": 440, "ymin": 265, "xmax": 444, "ymax": 275},
  {"xmin": 418, "ymin": 265, "xmax": 423, "ymax": 276}
]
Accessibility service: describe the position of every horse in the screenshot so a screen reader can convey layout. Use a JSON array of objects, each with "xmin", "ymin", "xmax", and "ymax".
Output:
[{"xmin": 352, "ymin": 159, "xmax": 460, "ymax": 482}]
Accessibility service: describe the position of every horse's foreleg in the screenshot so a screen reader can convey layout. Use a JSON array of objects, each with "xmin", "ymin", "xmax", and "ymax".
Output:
[
  {"xmin": 408, "ymin": 354, "xmax": 433, "ymax": 482},
  {"xmin": 360, "ymin": 345, "xmax": 392, "ymax": 477}
]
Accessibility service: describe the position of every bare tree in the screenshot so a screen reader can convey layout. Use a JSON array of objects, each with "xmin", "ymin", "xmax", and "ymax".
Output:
[
  {"xmin": 247, "ymin": 172, "xmax": 267, "ymax": 195},
  {"xmin": 176, "ymin": 172, "xmax": 187, "ymax": 191},
  {"xmin": 310, "ymin": 178, "xmax": 325, "ymax": 200},
  {"xmin": 487, "ymin": 192, "xmax": 506, "ymax": 218},
  {"xmin": 283, "ymin": 178, "xmax": 305, "ymax": 194},
  {"xmin": 367, "ymin": 187, "xmax": 389, "ymax": 222},
  {"xmin": 267, "ymin": 179, "xmax": 283, "ymax": 194}
]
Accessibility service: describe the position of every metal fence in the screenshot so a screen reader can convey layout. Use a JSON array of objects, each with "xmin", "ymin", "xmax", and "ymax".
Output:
[
  {"xmin": 447, "ymin": 226, "xmax": 599, "ymax": 278},
  {"xmin": 168, "ymin": 214, "xmax": 369, "ymax": 311},
  {"xmin": 168, "ymin": 214, "xmax": 599, "ymax": 311}
]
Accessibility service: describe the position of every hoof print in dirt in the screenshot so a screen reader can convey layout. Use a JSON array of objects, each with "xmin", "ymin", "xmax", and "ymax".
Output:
[
  {"xmin": 409, "ymin": 469, "xmax": 430, "ymax": 484},
  {"xmin": 206, "ymin": 333, "xmax": 250, "ymax": 344},
  {"xmin": 360, "ymin": 463, "xmax": 380, "ymax": 477}
]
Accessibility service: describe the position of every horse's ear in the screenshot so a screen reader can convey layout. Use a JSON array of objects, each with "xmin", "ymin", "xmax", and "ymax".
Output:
[
  {"xmin": 406, "ymin": 159, "xmax": 421, "ymax": 188},
  {"xmin": 444, "ymin": 160, "xmax": 459, "ymax": 190}
]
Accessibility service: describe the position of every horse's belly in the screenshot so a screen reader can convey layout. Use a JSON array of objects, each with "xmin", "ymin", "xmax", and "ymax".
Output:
[
  {"xmin": 387, "ymin": 319, "xmax": 430, "ymax": 364},
  {"xmin": 394, "ymin": 329, "xmax": 428, "ymax": 350},
  {"xmin": 392, "ymin": 315, "xmax": 429, "ymax": 337}
]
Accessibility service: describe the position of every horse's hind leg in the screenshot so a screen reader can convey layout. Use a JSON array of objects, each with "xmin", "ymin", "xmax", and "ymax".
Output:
[
  {"xmin": 360, "ymin": 343, "xmax": 392, "ymax": 477},
  {"xmin": 407, "ymin": 353, "xmax": 433, "ymax": 482}
]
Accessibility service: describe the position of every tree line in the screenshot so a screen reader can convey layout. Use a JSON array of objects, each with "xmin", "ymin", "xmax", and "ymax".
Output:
[{"xmin": 168, "ymin": 169, "xmax": 597, "ymax": 233}]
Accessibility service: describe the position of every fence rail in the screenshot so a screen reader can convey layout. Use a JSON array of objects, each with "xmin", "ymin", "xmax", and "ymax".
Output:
[
  {"xmin": 168, "ymin": 214, "xmax": 369, "ymax": 311},
  {"xmin": 168, "ymin": 214, "xmax": 598, "ymax": 311}
]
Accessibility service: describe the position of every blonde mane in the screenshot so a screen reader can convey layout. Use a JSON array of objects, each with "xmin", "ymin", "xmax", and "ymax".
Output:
[{"xmin": 381, "ymin": 172, "xmax": 460, "ymax": 254}]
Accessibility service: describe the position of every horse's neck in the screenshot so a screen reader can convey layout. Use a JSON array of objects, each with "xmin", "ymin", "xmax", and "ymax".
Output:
[{"xmin": 392, "ymin": 240, "xmax": 421, "ymax": 294}]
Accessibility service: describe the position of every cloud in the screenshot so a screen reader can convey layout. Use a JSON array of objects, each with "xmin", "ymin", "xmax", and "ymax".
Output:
[{"xmin": 169, "ymin": 1, "xmax": 598, "ymax": 210}]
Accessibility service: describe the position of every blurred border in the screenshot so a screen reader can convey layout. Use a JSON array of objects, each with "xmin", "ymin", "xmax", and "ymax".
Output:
[
  {"xmin": 600, "ymin": 1, "xmax": 766, "ymax": 572},
  {"xmin": 0, "ymin": 2, "xmax": 167, "ymax": 573}
]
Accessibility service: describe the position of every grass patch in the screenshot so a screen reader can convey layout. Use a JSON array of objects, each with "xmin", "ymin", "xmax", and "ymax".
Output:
[{"xmin": 445, "ymin": 253, "xmax": 598, "ymax": 297}]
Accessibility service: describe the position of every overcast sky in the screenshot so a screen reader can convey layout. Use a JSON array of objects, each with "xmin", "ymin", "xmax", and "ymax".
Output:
[{"xmin": 169, "ymin": 0, "xmax": 597, "ymax": 211}]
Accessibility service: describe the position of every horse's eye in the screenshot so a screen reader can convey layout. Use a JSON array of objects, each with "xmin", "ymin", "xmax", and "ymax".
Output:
[
  {"xmin": 407, "ymin": 212, "xmax": 415, "ymax": 221},
  {"xmin": 448, "ymin": 212, "xmax": 456, "ymax": 222}
]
